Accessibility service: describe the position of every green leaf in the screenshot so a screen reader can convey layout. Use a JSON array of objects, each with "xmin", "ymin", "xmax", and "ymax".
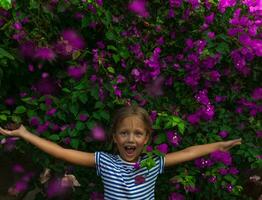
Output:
[
  {"xmin": 0, "ymin": 0, "xmax": 11, "ymax": 10},
  {"xmin": 107, "ymin": 45, "xmax": 118, "ymax": 51},
  {"xmin": 154, "ymin": 133, "xmax": 166, "ymax": 144},
  {"xmin": 11, "ymin": 115, "xmax": 22, "ymax": 123},
  {"xmin": 0, "ymin": 115, "xmax": 7, "ymax": 121},
  {"xmin": 178, "ymin": 122, "xmax": 185, "ymax": 134},
  {"xmin": 49, "ymin": 134, "xmax": 60, "ymax": 141},
  {"xmin": 69, "ymin": 104, "xmax": 79, "ymax": 117},
  {"xmin": 79, "ymin": 93, "xmax": 88, "ymax": 104},
  {"xmin": 71, "ymin": 139, "xmax": 80, "ymax": 149},
  {"xmin": 95, "ymin": 101, "xmax": 104, "ymax": 109},
  {"xmin": 14, "ymin": 106, "xmax": 26, "ymax": 114},
  {"xmin": 106, "ymin": 32, "xmax": 115, "ymax": 40},
  {"xmin": 62, "ymin": 88, "xmax": 71, "ymax": 93},
  {"xmin": 100, "ymin": 111, "xmax": 109, "ymax": 121},
  {"xmin": 76, "ymin": 121, "xmax": 85, "ymax": 131},
  {"xmin": 107, "ymin": 66, "xmax": 115, "ymax": 74},
  {"xmin": 112, "ymin": 54, "xmax": 120, "ymax": 63}
]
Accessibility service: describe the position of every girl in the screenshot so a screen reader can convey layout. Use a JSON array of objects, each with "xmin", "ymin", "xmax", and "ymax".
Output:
[{"xmin": 0, "ymin": 105, "xmax": 241, "ymax": 199}]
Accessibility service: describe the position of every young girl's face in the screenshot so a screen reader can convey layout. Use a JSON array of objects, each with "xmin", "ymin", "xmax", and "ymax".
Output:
[{"xmin": 113, "ymin": 115, "xmax": 149, "ymax": 163}]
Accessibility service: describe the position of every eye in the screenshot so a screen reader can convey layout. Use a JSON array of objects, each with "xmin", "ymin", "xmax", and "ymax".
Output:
[
  {"xmin": 135, "ymin": 131, "xmax": 144, "ymax": 136},
  {"xmin": 119, "ymin": 131, "xmax": 128, "ymax": 136}
]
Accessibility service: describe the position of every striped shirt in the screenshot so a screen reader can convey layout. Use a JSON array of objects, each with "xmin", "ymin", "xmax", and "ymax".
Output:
[{"xmin": 95, "ymin": 152, "xmax": 165, "ymax": 200}]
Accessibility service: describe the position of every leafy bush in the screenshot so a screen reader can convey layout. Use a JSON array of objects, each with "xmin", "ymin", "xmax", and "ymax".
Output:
[{"xmin": 0, "ymin": 0, "xmax": 261, "ymax": 199}]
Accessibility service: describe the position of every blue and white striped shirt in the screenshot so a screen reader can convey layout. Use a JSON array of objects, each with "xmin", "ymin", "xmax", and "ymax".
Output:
[{"xmin": 95, "ymin": 152, "xmax": 165, "ymax": 200}]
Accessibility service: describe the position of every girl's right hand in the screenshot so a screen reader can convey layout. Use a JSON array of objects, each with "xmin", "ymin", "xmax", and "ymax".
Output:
[{"xmin": 0, "ymin": 124, "xmax": 27, "ymax": 137}]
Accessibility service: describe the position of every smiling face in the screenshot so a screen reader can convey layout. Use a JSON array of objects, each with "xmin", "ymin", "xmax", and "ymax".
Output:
[{"xmin": 113, "ymin": 115, "xmax": 150, "ymax": 163}]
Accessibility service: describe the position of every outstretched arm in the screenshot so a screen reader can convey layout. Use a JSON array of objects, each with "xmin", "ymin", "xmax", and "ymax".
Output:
[
  {"xmin": 0, "ymin": 125, "xmax": 95, "ymax": 168},
  {"xmin": 164, "ymin": 139, "xmax": 241, "ymax": 167}
]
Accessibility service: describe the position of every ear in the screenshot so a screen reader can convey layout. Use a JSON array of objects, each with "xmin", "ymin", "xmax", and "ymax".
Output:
[{"xmin": 144, "ymin": 133, "xmax": 150, "ymax": 145}]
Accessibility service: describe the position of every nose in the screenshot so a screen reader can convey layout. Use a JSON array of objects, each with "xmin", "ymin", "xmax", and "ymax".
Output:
[{"xmin": 127, "ymin": 133, "xmax": 135, "ymax": 142}]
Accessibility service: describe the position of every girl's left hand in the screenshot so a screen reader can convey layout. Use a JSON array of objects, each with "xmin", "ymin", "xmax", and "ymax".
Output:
[{"xmin": 219, "ymin": 138, "xmax": 242, "ymax": 151}]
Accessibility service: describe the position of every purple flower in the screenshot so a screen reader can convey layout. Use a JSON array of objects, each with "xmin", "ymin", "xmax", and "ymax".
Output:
[
  {"xmin": 4, "ymin": 97, "xmax": 16, "ymax": 106},
  {"xmin": 195, "ymin": 90, "xmax": 210, "ymax": 105},
  {"xmin": 63, "ymin": 137, "xmax": 71, "ymax": 145},
  {"xmin": 79, "ymin": 114, "xmax": 88, "ymax": 122},
  {"xmin": 133, "ymin": 162, "xmax": 140, "ymax": 169},
  {"xmin": 46, "ymin": 108, "xmax": 57, "ymax": 116},
  {"xmin": 187, "ymin": 113, "xmax": 200, "ymax": 125},
  {"xmin": 12, "ymin": 164, "xmax": 25, "ymax": 173},
  {"xmin": 210, "ymin": 150, "xmax": 232, "ymax": 166},
  {"xmin": 134, "ymin": 175, "xmax": 145, "ymax": 184},
  {"xmin": 208, "ymin": 176, "xmax": 217, "ymax": 183},
  {"xmin": 256, "ymin": 131, "xmax": 262, "ymax": 138},
  {"xmin": 166, "ymin": 131, "xmax": 181, "ymax": 147},
  {"xmin": 145, "ymin": 75, "xmax": 165, "ymax": 97},
  {"xmin": 150, "ymin": 110, "xmax": 158, "ymax": 122},
  {"xmin": 128, "ymin": 0, "xmax": 149, "ymax": 18},
  {"xmin": 19, "ymin": 41, "xmax": 36, "ymax": 58},
  {"xmin": 225, "ymin": 183, "xmax": 233, "ymax": 192},
  {"xmin": 61, "ymin": 29, "xmax": 85, "ymax": 50},
  {"xmin": 218, "ymin": 0, "xmax": 236, "ymax": 13},
  {"xmin": 34, "ymin": 77, "xmax": 58, "ymax": 95},
  {"xmin": 194, "ymin": 158, "xmax": 213, "ymax": 168},
  {"xmin": 146, "ymin": 145, "xmax": 153, "ymax": 152},
  {"xmin": 90, "ymin": 192, "xmax": 104, "ymax": 200},
  {"xmin": 251, "ymin": 87, "xmax": 262, "ymax": 100},
  {"xmin": 208, "ymin": 70, "xmax": 220, "ymax": 82},
  {"xmin": 13, "ymin": 22, "xmax": 22, "ymax": 30},
  {"xmin": 29, "ymin": 117, "xmax": 40, "ymax": 127},
  {"xmin": 219, "ymin": 130, "xmax": 228, "ymax": 138},
  {"xmin": 34, "ymin": 47, "xmax": 55, "ymax": 61},
  {"xmin": 156, "ymin": 143, "xmax": 168, "ymax": 154},
  {"xmin": 229, "ymin": 167, "xmax": 239, "ymax": 175},
  {"xmin": 67, "ymin": 64, "xmax": 87, "ymax": 80},
  {"xmin": 168, "ymin": 192, "xmax": 185, "ymax": 200},
  {"xmin": 218, "ymin": 168, "xmax": 228, "ymax": 175},
  {"xmin": 91, "ymin": 125, "xmax": 106, "ymax": 141}
]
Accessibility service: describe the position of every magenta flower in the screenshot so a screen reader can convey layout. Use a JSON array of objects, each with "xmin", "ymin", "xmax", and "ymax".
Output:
[
  {"xmin": 12, "ymin": 164, "xmax": 25, "ymax": 173},
  {"xmin": 168, "ymin": 192, "xmax": 185, "ymax": 200},
  {"xmin": 133, "ymin": 162, "xmax": 140, "ymax": 169},
  {"xmin": 4, "ymin": 97, "xmax": 16, "ymax": 106},
  {"xmin": 210, "ymin": 150, "xmax": 232, "ymax": 166},
  {"xmin": 63, "ymin": 137, "xmax": 71, "ymax": 145},
  {"xmin": 29, "ymin": 117, "xmax": 40, "ymax": 127},
  {"xmin": 208, "ymin": 176, "xmax": 217, "ymax": 183},
  {"xmin": 90, "ymin": 192, "xmax": 104, "ymax": 200},
  {"xmin": 251, "ymin": 87, "xmax": 262, "ymax": 100},
  {"xmin": 146, "ymin": 145, "xmax": 153, "ymax": 152},
  {"xmin": 79, "ymin": 114, "xmax": 88, "ymax": 122},
  {"xmin": 194, "ymin": 158, "xmax": 213, "ymax": 168},
  {"xmin": 46, "ymin": 108, "xmax": 57, "ymax": 116},
  {"xmin": 218, "ymin": 0, "xmax": 236, "ymax": 13},
  {"xmin": 34, "ymin": 47, "xmax": 55, "ymax": 61},
  {"xmin": 61, "ymin": 29, "xmax": 85, "ymax": 50},
  {"xmin": 91, "ymin": 125, "xmax": 106, "ymax": 141},
  {"xmin": 219, "ymin": 130, "xmax": 228, "ymax": 138},
  {"xmin": 134, "ymin": 175, "xmax": 145, "ymax": 184},
  {"xmin": 156, "ymin": 143, "xmax": 168, "ymax": 154},
  {"xmin": 218, "ymin": 168, "xmax": 228, "ymax": 175},
  {"xmin": 34, "ymin": 77, "xmax": 58, "ymax": 95},
  {"xmin": 187, "ymin": 113, "xmax": 200, "ymax": 125},
  {"xmin": 166, "ymin": 131, "xmax": 181, "ymax": 147},
  {"xmin": 128, "ymin": 0, "xmax": 149, "ymax": 18},
  {"xmin": 228, "ymin": 167, "xmax": 239, "ymax": 175},
  {"xmin": 67, "ymin": 64, "xmax": 87, "ymax": 80}
]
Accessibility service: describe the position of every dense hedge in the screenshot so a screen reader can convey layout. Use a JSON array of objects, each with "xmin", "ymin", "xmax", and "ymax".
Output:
[{"xmin": 0, "ymin": 0, "xmax": 261, "ymax": 199}]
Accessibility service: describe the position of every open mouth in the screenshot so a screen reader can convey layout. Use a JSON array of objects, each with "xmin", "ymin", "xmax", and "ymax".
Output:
[{"xmin": 124, "ymin": 146, "xmax": 136, "ymax": 155}]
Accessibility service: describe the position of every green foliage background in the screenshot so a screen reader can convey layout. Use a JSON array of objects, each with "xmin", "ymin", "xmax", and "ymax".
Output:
[{"xmin": 0, "ymin": 0, "xmax": 261, "ymax": 199}]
